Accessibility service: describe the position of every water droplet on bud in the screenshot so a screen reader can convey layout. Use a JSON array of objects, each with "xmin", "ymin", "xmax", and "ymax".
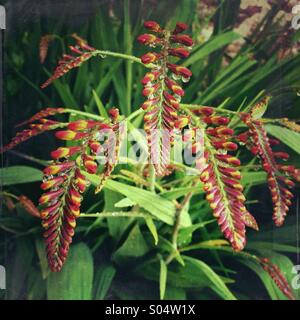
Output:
[
  {"xmin": 172, "ymin": 73, "xmax": 181, "ymax": 80},
  {"xmin": 182, "ymin": 76, "xmax": 190, "ymax": 83},
  {"xmin": 174, "ymin": 94, "xmax": 182, "ymax": 102}
]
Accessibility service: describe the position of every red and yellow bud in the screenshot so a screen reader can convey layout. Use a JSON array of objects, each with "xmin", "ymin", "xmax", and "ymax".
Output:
[
  {"xmin": 43, "ymin": 161, "xmax": 75, "ymax": 175},
  {"xmin": 141, "ymin": 52, "xmax": 160, "ymax": 64},
  {"xmin": 212, "ymin": 140, "xmax": 238, "ymax": 151},
  {"xmin": 88, "ymin": 140, "xmax": 102, "ymax": 154},
  {"xmin": 215, "ymin": 154, "xmax": 241, "ymax": 166},
  {"xmin": 141, "ymin": 98, "xmax": 159, "ymax": 110},
  {"xmin": 55, "ymin": 130, "xmax": 89, "ymax": 141},
  {"xmin": 137, "ymin": 34, "xmax": 157, "ymax": 45},
  {"xmin": 141, "ymin": 71, "xmax": 160, "ymax": 85},
  {"xmin": 50, "ymin": 146, "xmax": 81, "ymax": 159},
  {"xmin": 163, "ymin": 91, "xmax": 180, "ymax": 109},
  {"xmin": 165, "ymin": 78, "xmax": 184, "ymax": 96},
  {"xmin": 203, "ymin": 116, "xmax": 230, "ymax": 126},
  {"xmin": 83, "ymin": 155, "xmax": 98, "ymax": 174},
  {"xmin": 67, "ymin": 120, "xmax": 99, "ymax": 131},
  {"xmin": 171, "ymin": 34, "xmax": 193, "ymax": 46},
  {"xmin": 168, "ymin": 48, "xmax": 190, "ymax": 59},
  {"xmin": 173, "ymin": 22, "xmax": 188, "ymax": 34},
  {"xmin": 108, "ymin": 108, "xmax": 119, "ymax": 121},
  {"xmin": 68, "ymin": 186, "xmax": 82, "ymax": 207},
  {"xmin": 40, "ymin": 201, "xmax": 61, "ymax": 219},
  {"xmin": 41, "ymin": 176, "xmax": 65, "ymax": 190},
  {"xmin": 39, "ymin": 188, "xmax": 64, "ymax": 205},
  {"xmin": 74, "ymin": 169, "xmax": 88, "ymax": 193},
  {"xmin": 144, "ymin": 21, "xmax": 162, "ymax": 33},
  {"xmin": 167, "ymin": 63, "xmax": 192, "ymax": 78},
  {"xmin": 142, "ymin": 83, "xmax": 159, "ymax": 97},
  {"xmin": 194, "ymin": 106, "xmax": 215, "ymax": 116},
  {"xmin": 174, "ymin": 116, "xmax": 189, "ymax": 129}
]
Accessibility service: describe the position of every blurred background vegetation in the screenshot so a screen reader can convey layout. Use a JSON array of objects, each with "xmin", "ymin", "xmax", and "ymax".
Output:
[{"xmin": 1, "ymin": 0, "xmax": 300, "ymax": 300}]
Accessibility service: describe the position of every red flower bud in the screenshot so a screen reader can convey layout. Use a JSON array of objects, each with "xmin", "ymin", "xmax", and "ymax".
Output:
[
  {"xmin": 173, "ymin": 22, "xmax": 188, "ymax": 34},
  {"xmin": 108, "ymin": 108, "xmax": 119, "ymax": 120},
  {"xmin": 165, "ymin": 78, "xmax": 184, "ymax": 96},
  {"xmin": 67, "ymin": 120, "xmax": 100, "ymax": 131},
  {"xmin": 43, "ymin": 161, "xmax": 75, "ymax": 175},
  {"xmin": 41, "ymin": 176, "xmax": 65, "ymax": 190},
  {"xmin": 141, "ymin": 71, "xmax": 160, "ymax": 85},
  {"xmin": 273, "ymin": 152, "xmax": 289, "ymax": 160},
  {"xmin": 167, "ymin": 63, "xmax": 192, "ymax": 78},
  {"xmin": 174, "ymin": 116, "xmax": 190, "ymax": 128},
  {"xmin": 141, "ymin": 52, "xmax": 160, "ymax": 64},
  {"xmin": 168, "ymin": 48, "xmax": 190, "ymax": 58},
  {"xmin": 39, "ymin": 188, "xmax": 64, "ymax": 205},
  {"xmin": 137, "ymin": 34, "xmax": 158, "ymax": 45},
  {"xmin": 144, "ymin": 21, "xmax": 162, "ymax": 33},
  {"xmin": 50, "ymin": 146, "xmax": 81, "ymax": 159},
  {"xmin": 171, "ymin": 34, "xmax": 193, "ymax": 46},
  {"xmin": 55, "ymin": 130, "xmax": 89, "ymax": 141},
  {"xmin": 83, "ymin": 155, "xmax": 98, "ymax": 174}
]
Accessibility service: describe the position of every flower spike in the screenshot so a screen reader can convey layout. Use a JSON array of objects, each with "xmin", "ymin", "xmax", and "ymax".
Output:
[
  {"xmin": 138, "ymin": 21, "xmax": 193, "ymax": 175},
  {"xmin": 40, "ymin": 35, "xmax": 95, "ymax": 88}
]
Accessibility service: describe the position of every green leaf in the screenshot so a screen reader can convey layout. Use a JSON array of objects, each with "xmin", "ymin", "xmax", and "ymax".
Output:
[
  {"xmin": 241, "ymin": 171, "xmax": 267, "ymax": 185},
  {"xmin": 93, "ymin": 264, "xmax": 116, "ymax": 300},
  {"xmin": 47, "ymin": 243, "xmax": 93, "ymax": 300},
  {"xmin": 113, "ymin": 224, "xmax": 149, "ymax": 262},
  {"xmin": 266, "ymin": 124, "xmax": 300, "ymax": 155},
  {"xmin": 85, "ymin": 174, "xmax": 191, "ymax": 227},
  {"xmin": 35, "ymin": 238, "xmax": 49, "ymax": 279},
  {"xmin": 104, "ymin": 189, "xmax": 133, "ymax": 241},
  {"xmin": 92, "ymin": 89, "xmax": 109, "ymax": 118},
  {"xmin": 164, "ymin": 287, "xmax": 186, "ymax": 300},
  {"xmin": 6, "ymin": 239, "xmax": 34, "ymax": 299},
  {"xmin": 136, "ymin": 256, "xmax": 236, "ymax": 300},
  {"xmin": 183, "ymin": 31, "xmax": 241, "ymax": 67},
  {"xmin": 114, "ymin": 197, "xmax": 136, "ymax": 208},
  {"xmin": 181, "ymin": 256, "xmax": 236, "ymax": 300},
  {"xmin": 178, "ymin": 220, "xmax": 216, "ymax": 246},
  {"xmin": 246, "ymin": 241, "xmax": 299, "ymax": 253},
  {"xmin": 145, "ymin": 218, "xmax": 158, "ymax": 245},
  {"xmin": 159, "ymin": 258, "xmax": 167, "ymax": 300},
  {"xmin": 0, "ymin": 166, "xmax": 43, "ymax": 186},
  {"xmin": 160, "ymin": 186, "xmax": 200, "ymax": 200}
]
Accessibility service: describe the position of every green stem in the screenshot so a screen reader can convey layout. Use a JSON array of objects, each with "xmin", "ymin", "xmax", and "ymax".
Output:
[
  {"xmin": 149, "ymin": 164, "xmax": 156, "ymax": 193},
  {"xmin": 80, "ymin": 211, "xmax": 154, "ymax": 219},
  {"xmin": 181, "ymin": 103, "xmax": 284, "ymax": 124},
  {"xmin": 165, "ymin": 188, "xmax": 194, "ymax": 265},
  {"xmin": 126, "ymin": 108, "xmax": 144, "ymax": 122},
  {"xmin": 7, "ymin": 150, "xmax": 51, "ymax": 166},
  {"xmin": 93, "ymin": 50, "xmax": 155, "ymax": 68},
  {"xmin": 64, "ymin": 108, "xmax": 105, "ymax": 121},
  {"xmin": 1, "ymin": 192, "xmax": 19, "ymax": 200}
]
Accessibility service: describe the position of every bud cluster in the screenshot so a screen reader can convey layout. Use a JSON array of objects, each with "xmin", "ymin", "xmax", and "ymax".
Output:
[
  {"xmin": 240, "ymin": 112, "xmax": 299, "ymax": 226},
  {"xmin": 137, "ymin": 21, "xmax": 193, "ymax": 175},
  {"xmin": 41, "ymin": 34, "xmax": 96, "ymax": 89},
  {"xmin": 194, "ymin": 107, "xmax": 258, "ymax": 251}
]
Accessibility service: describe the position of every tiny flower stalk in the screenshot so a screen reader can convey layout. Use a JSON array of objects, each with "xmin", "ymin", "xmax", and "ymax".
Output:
[{"xmin": 138, "ymin": 21, "xmax": 193, "ymax": 176}]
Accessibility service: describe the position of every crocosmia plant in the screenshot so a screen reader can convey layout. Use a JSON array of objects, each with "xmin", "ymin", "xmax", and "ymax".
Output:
[{"xmin": 1, "ymin": 1, "xmax": 300, "ymax": 301}]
